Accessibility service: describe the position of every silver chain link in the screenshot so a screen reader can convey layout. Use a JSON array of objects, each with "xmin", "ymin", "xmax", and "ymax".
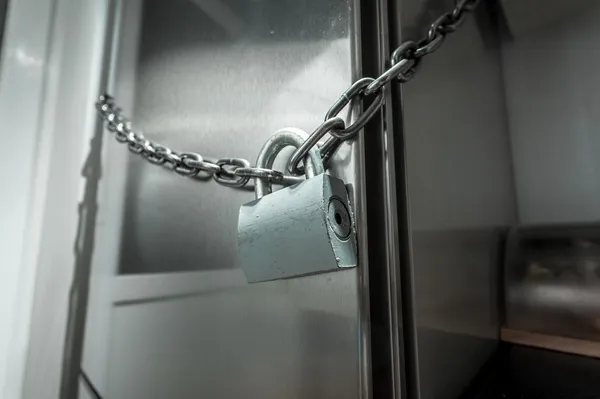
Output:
[
  {"xmin": 97, "ymin": 0, "xmax": 481, "ymax": 187},
  {"xmin": 287, "ymin": 0, "xmax": 481, "ymax": 175}
]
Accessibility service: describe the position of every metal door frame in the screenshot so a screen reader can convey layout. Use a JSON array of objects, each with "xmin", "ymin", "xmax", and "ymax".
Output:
[{"xmin": 360, "ymin": 0, "xmax": 408, "ymax": 397}]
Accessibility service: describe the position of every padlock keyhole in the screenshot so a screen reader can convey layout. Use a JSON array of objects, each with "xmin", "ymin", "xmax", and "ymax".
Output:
[
  {"xmin": 335, "ymin": 213, "xmax": 342, "ymax": 225},
  {"xmin": 328, "ymin": 198, "xmax": 351, "ymax": 239}
]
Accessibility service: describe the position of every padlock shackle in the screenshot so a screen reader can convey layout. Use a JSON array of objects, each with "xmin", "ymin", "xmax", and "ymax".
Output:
[{"xmin": 255, "ymin": 128, "xmax": 324, "ymax": 199}]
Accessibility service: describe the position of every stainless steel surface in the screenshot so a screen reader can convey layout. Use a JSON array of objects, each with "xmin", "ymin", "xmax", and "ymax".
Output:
[
  {"xmin": 501, "ymin": 2, "xmax": 600, "ymax": 225},
  {"xmin": 118, "ymin": 0, "xmax": 360, "ymax": 275},
  {"xmin": 239, "ymin": 171, "xmax": 357, "ymax": 283},
  {"xmin": 101, "ymin": 0, "xmax": 368, "ymax": 397},
  {"xmin": 393, "ymin": 1, "xmax": 518, "ymax": 398},
  {"xmin": 504, "ymin": 224, "xmax": 600, "ymax": 342},
  {"xmin": 501, "ymin": 0, "xmax": 597, "ymax": 38},
  {"xmin": 106, "ymin": 275, "xmax": 361, "ymax": 399}
]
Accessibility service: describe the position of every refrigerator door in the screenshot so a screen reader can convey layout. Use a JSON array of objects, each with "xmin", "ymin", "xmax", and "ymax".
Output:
[
  {"xmin": 79, "ymin": 0, "xmax": 377, "ymax": 398},
  {"xmin": 389, "ymin": 1, "xmax": 518, "ymax": 398}
]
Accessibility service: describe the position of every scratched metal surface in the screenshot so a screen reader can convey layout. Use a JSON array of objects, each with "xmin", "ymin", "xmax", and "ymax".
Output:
[
  {"xmin": 396, "ymin": 1, "xmax": 518, "ymax": 398},
  {"xmin": 119, "ymin": 0, "xmax": 359, "ymax": 275},
  {"xmin": 103, "ymin": 0, "xmax": 367, "ymax": 398}
]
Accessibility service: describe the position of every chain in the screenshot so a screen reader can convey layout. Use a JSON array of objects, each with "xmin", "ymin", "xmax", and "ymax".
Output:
[
  {"xmin": 96, "ymin": 0, "xmax": 481, "ymax": 187},
  {"xmin": 287, "ymin": 0, "xmax": 481, "ymax": 174},
  {"xmin": 97, "ymin": 95, "xmax": 310, "ymax": 188}
]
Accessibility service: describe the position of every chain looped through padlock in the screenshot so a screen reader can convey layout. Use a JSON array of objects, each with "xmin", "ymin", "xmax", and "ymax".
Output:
[
  {"xmin": 95, "ymin": 0, "xmax": 481, "ymax": 187},
  {"xmin": 237, "ymin": 129, "xmax": 357, "ymax": 283},
  {"xmin": 254, "ymin": 128, "xmax": 324, "ymax": 199}
]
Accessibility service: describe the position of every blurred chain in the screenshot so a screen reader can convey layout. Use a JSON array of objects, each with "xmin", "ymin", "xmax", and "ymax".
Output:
[{"xmin": 97, "ymin": 0, "xmax": 481, "ymax": 187}]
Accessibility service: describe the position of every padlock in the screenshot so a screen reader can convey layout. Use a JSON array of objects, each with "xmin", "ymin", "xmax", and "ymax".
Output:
[{"xmin": 238, "ymin": 128, "xmax": 358, "ymax": 283}]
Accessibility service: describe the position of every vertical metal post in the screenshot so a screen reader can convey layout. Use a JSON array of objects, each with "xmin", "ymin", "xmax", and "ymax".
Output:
[{"xmin": 361, "ymin": 0, "xmax": 408, "ymax": 397}]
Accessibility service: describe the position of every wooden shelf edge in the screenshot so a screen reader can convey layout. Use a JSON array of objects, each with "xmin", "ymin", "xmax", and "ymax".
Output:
[{"xmin": 501, "ymin": 328, "xmax": 600, "ymax": 359}]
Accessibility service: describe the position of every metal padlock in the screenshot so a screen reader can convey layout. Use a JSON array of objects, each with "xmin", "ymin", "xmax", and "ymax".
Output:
[{"xmin": 238, "ymin": 128, "xmax": 358, "ymax": 283}]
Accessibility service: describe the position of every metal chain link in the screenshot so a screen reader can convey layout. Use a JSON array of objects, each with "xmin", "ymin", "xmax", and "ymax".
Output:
[
  {"xmin": 287, "ymin": 0, "xmax": 481, "ymax": 175},
  {"xmin": 97, "ymin": 0, "xmax": 481, "ymax": 187}
]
